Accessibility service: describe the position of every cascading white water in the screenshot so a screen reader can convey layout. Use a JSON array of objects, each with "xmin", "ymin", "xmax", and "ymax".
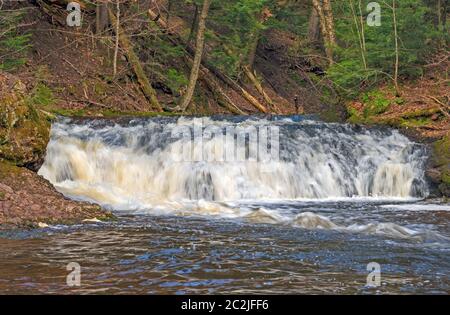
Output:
[{"xmin": 38, "ymin": 116, "xmax": 429, "ymax": 214}]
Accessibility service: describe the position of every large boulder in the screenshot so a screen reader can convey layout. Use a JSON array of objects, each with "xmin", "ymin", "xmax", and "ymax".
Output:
[
  {"xmin": 0, "ymin": 72, "xmax": 50, "ymax": 169},
  {"xmin": 427, "ymin": 132, "xmax": 450, "ymax": 198}
]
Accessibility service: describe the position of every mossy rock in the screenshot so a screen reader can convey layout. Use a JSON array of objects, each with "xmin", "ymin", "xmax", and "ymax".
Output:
[
  {"xmin": 432, "ymin": 133, "xmax": 450, "ymax": 197},
  {"xmin": 0, "ymin": 72, "xmax": 50, "ymax": 168}
]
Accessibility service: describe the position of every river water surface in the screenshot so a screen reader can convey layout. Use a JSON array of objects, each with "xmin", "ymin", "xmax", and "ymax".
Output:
[{"xmin": 0, "ymin": 116, "xmax": 448, "ymax": 294}]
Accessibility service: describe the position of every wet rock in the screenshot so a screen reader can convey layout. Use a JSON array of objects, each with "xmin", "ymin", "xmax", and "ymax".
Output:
[
  {"xmin": 427, "ymin": 133, "xmax": 450, "ymax": 198},
  {"xmin": 0, "ymin": 72, "xmax": 50, "ymax": 169},
  {"xmin": 0, "ymin": 161, "xmax": 114, "ymax": 229}
]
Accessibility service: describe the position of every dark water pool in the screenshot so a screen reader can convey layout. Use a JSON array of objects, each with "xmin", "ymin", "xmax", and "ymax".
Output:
[{"xmin": 0, "ymin": 200, "xmax": 449, "ymax": 294}]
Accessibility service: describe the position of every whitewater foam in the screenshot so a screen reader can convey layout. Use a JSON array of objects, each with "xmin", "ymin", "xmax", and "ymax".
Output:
[{"xmin": 36, "ymin": 116, "xmax": 437, "ymax": 240}]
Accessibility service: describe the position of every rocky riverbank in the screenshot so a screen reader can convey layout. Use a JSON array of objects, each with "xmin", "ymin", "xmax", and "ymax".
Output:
[
  {"xmin": 0, "ymin": 72, "xmax": 114, "ymax": 229},
  {"xmin": 0, "ymin": 161, "xmax": 114, "ymax": 229}
]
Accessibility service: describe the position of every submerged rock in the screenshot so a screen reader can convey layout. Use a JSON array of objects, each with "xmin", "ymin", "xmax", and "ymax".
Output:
[{"xmin": 0, "ymin": 72, "xmax": 50, "ymax": 169}]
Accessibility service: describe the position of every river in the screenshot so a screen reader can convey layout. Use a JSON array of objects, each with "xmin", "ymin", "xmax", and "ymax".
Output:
[{"xmin": 0, "ymin": 116, "xmax": 448, "ymax": 294}]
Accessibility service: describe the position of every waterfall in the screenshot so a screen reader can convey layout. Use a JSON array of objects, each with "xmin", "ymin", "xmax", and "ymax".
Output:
[{"xmin": 38, "ymin": 116, "xmax": 429, "ymax": 212}]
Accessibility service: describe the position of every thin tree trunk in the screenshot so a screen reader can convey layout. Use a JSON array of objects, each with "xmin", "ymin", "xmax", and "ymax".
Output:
[
  {"xmin": 178, "ymin": 0, "xmax": 211, "ymax": 112},
  {"xmin": 186, "ymin": 3, "xmax": 199, "ymax": 46},
  {"xmin": 350, "ymin": 0, "xmax": 367, "ymax": 69},
  {"xmin": 322, "ymin": 0, "xmax": 336, "ymax": 46},
  {"xmin": 96, "ymin": 1, "xmax": 109, "ymax": 34},
  {"xmin": 108, "ymin": 8, "xmax": 163, "ymax": 112},
  {"xmin": 308, "ymin": 7, "xmax": 320, "ymax": 43},
  {"xmin": 113, "ymin": 0, "xmax": 120, "ymax": 77},
  {"xmin": 148, "ymin": 8, "xmax": 266, "ymax": 113},
  {"xmin": 392, "ymin": 0, "xmax": 400, "ymax": 95},
  {"xmin": 246, "ymin": 31, "xmax": 260, "ymax": 70},
  {"xmin": 358, "ymin": 0, "xmax": 366, "ymax": 54},
  {"xmin": 311, "ymin": 0, "xmax": 334, "ymax": 64},
  {"xmin": 243, "ymin": 66, "xmax": 276, "ymax": 110},
  {"xmin": 166, "ymin": 0, "xmax": 172, "ymax": 29},
  {"xmin": 437, "ymin": 0, "xmax": 442, "ymax": 30}
]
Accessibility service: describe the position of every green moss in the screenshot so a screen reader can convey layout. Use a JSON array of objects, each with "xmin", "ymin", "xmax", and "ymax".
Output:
[
  {"xmin": 49, "ymin": 108, "xmax": 89, "ymax": 117},
  {"xmin": 48, "ymin": 108, "xmax": 179, "ymax": 118},
  {"xmin": 93, "ymin": 80, "xmax": 108, "ymax": 97},
  {"xmin": 443, "ymin": 173, "xmax": 450, "ymax": 185},
  {"xmin": 0, "ymin": 78, "xmax": 50, "ymax": 166},
  {"xmin": 166, "ymin": 68, "xmax": 188, "ymax": 95},
  {"xmin": 433, "ymin": 134, "xmax": 450, "ymax": 195},
  {"xmin": 361, "ymin": 90, "xmax": 391, "ymax": 118},
  {"xmin": 0, "ymin": 160, "xmax": 21, "ymax": 176},
  {"xmin": 29, "ymin": 83, "xmax": 55, "ymax": 107},
  {"xmin": 347, "ymin": 106, "xmax": 365, "ymax": 124},
  {"xmin": 102, "ymin": 110, "xmax": 179, "ymax": 118},
  {"xmin": 400, "ymin": 117, "xmax": 432, "ymax": 128}
]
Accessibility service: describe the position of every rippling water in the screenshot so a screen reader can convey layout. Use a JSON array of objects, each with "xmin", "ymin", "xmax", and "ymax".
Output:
[
  {"xmin": 1, "ymin": 200, "xmax": 449, "ymax": 294},
  {"xmin": 1, "ymin": 117, "xmax": 448, "ymax": 294}
]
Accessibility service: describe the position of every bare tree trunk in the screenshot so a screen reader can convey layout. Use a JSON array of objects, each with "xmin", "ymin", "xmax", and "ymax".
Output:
[
  {"xmin": 437, "ymin": 0, "xmax": 442, "ymax": 30},
  {"xmin": 166, "ymin": 0, "xmax": 172, "ymax": 29},
  {"xmin": 246, "ymin": 31, "xmax": 260, "ymax": 70},
  {"xmin": 178, "ymin": 0, "xmax": 211, "ymax": 112},
  {"xmin": 322, "ymin": 0, "xmax": 336, "ymax": 46},
  {"xmin": 246, "ymin": 7, "xmax": 272, "ymax": 70},
  {"xmin": 109, "ymin": 8, "xmax": 163, "ymax": 112},
  {"xmin": 186, "ymin": 3, "xmax": 199, "ymax": 46},
  {"xmin": 148, "ymin": 8, "xmax": 266, "ymax": 113},
  {"xmin": 96, "ymin": 0, "xmax": 109, "ymax": 34},
  {"xmin": 113, "ymin": 0, "xmax": 120, "ymax": 77},
  {"xmin": 350, "ymin": 0, "xmax": 367, "ymax": 69},
  {"xmin": 308, "ymin": 7, "xmax": 320, "ymax": 43},
  {"xmin": 392, "ymin": 0, "xmax": 400, "ymax": 95},
  {"xmin": 358, "ymin": 0, "xmax": 366, "ymax": 54},
  {"xmin": 436, "ymin": 0, "xmax": 447, "ymax": 47},
  {"xmin": 311, "ymin": 0, "xmax": 335, "ymax": 64}
]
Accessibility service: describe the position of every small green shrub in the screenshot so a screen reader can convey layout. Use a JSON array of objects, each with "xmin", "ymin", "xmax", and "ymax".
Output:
[
  {"xmin": 0, "ymin": 9, "xmax": 31, "ymax": 71},
  {"xmin": 166, "ymin": 68, "xmax": 189, "ymax": 95},
  {"xmin": 29, "ymin": 83, "xmax": 55, "ymax": 107}
]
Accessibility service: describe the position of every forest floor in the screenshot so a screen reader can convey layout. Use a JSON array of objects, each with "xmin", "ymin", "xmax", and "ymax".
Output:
[
  {"xmin": 13, "ymin": 1, "xmax": 338, "ymax": 118},
  {"xmin": 346, "ymin": 57, "xmax": 449, "ymax": 142}
]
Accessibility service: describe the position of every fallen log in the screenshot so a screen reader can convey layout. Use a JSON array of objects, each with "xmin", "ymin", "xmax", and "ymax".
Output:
[
  {"xmin": 243, "ymin": 66, "xmax": 273, "ymax": 106},
  {"xmin": 148, "ymin": 8, "xmax": 266, "ymax": 114},
  {"xmin": 180, "ymin": 53, "xmax": 246, "ymax": 114},
  {"xmin": 109, "ymin": 8, "xmax": 163, "ymax": 112},
  {"xmin": 378, "ymin": 107, "xmax": 443, "ymax": 125},
  {"xmin": 220, "ymin": 41, "xmax": 274, "ymax": 112},
  {"xmin": 241, "ymin": 65, "xmax": 281, "ymax": 112},
  {"xmin": 425, "ymin": 96, "xmax": 450, "ymax": 119}
]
